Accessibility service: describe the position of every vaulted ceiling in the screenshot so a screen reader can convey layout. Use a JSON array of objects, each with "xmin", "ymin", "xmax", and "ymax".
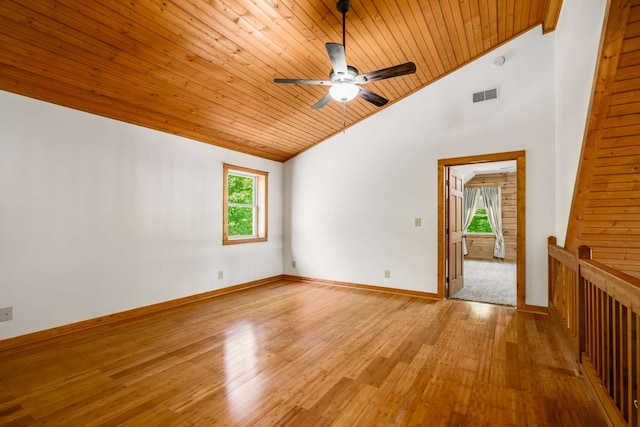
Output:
[{"xmin": 0, "ymin": 1, "xmax": 562, "ymax": 162}]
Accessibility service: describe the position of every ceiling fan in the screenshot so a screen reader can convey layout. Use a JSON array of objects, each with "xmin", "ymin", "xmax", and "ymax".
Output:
[{"xmin": 273, "ymin": 0, "xmax": 416, "ymax": 110}]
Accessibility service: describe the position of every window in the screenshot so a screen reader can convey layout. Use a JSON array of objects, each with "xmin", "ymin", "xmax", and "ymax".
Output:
[
  {"xmin": 223, "ymin": 164, "xmax": 268, "ymax": 245},
  {"xmin": 466, "ymin": 193, "xmax": 493, "ymax": 233}
]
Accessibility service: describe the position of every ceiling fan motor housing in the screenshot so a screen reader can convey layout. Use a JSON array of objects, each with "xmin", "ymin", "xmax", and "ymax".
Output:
[{"xmin": 330, "ymin": 65, "xmax": 359, "ymax": 83}]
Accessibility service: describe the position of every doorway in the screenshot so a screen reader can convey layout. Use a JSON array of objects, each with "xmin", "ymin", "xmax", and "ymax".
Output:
[{"xmin": 437, "ymin": 151, "xmax": 526, "ymax": 309}]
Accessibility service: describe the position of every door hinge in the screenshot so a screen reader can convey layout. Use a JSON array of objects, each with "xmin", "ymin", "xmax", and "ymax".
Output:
[
  {"xmin": 445, "ymin": 179, "xmax": 449, "ymax": 186},
  {"xmin": 445, "ymin": 228, "xmax": 449, "ymax": 235},
  {"xmin": 446, "ymin": 277, "xmax": 450, "ymax": 284}
]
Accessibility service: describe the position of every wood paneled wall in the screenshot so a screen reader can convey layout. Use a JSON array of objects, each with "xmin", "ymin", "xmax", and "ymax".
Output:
[
  {"xmin": 566, "ymin": 1, "xmax": 640, "ymax": 280},
  {"xmin": 465, "ymin": 172, "xmax": 517, "ymax": 262}
]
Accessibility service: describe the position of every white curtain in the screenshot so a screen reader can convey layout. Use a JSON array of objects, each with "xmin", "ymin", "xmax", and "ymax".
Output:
[
  {"xmin": 462, "ymin": 187, "xmax": 480, "ymax": 255},
  {"xmin": 482, "ymin": 186, "xmax": 505, "ymax": 259}
]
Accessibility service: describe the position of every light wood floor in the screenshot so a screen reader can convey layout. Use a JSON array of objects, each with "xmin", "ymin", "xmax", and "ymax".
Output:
[{"xmin": 0, "ymin": 280, "xmax": 605, "ymax": 426}]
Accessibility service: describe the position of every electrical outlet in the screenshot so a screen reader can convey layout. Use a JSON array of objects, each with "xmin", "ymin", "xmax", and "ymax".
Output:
[
  {"xmin": 384, "ymin": 270, "xmax": 391, "ymax": 278},
  {"xmin": 0, "ymin": 307, "xmax": 12, "ymax": 322},
  {"xmin": 292, "ymin": 261, "xmax": 297, "ymax": 268},
  {"xmin": 415, "ymin": 218, "xmax": 422, "ymax": 227},
  {"xmin": 218, "ymin": 271, "xmax": 223, "ymax": 279}
]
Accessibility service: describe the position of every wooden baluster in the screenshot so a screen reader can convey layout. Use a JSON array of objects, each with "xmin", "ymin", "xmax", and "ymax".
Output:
[
  {"xmin": 592, "ymin": 284, "xmax": 596, "ymax": 367},
  {"xmin": 596, "ymin": 286, "xmax": 601, "ymax": 377},
  {"xmin": 548, "ymin": 236, "xmax": 557, "ymax": 311},
  {"xmin": 623, "ymin": 307, "xmax": 635, "ymax": 425},
  {"xmin": 570, "ymin": 265, "xmax": 576, "ymax": 340},
  {"xmin": 612, "ymin": 299, "xmax": 618, "ymax": 405},
  {"xmin": 601, "ymin": 288, "xmax": 605, "ymax": 382},
  {"xmin": 609, "ymin": 300, "xmax": 615, "ymax": 401},
  {"xmin": 618, "ymin": 303, "xmax": 624, "ymax": 414},
  {"xmin": 629, "ymin": 308, "xmax": 640, "ymax": 426},
  {"xmin": 577, "ymin": 245, "xmax": 591, "ymax": 363},
  {"xmin": 616, "ymin": 304, "xmax": 622, "ymax": 420},
  {"xmin": 560, "ymin": 265, "xmax": 566, "ymax": 324}
]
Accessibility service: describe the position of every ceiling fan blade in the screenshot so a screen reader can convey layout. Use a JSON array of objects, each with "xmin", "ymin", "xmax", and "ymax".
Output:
[
  {"xmin": 312, "ymin": 93, "xmax": 333, "ymax": 110},
  {"xmin": 326, "ymin": 42, "xmax": 348, "ymax": 76},
  {"xmin": 274, "ymin": 78, "xmax": 332, "ymax": 85},
  {"xmin": 356, "ymin": 62, "xmax": 416, "ymax": 83},
  {"xmin": 358, "ymin": 87, "xmax": 388, "ymax": 107}
]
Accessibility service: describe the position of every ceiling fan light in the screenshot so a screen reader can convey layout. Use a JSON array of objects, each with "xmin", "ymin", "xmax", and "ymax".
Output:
[{"xmin": 329, "ymin": 83, "xmax": 359, "ymax": 102}]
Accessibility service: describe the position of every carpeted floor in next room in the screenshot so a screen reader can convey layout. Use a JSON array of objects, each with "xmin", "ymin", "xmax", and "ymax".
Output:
[{"xmin": 450, "ymin": 260, "xmax": 516, "ymax": 306}]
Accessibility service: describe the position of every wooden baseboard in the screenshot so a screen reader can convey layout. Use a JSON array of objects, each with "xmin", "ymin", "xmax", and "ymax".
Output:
[
  {"xmin": 0, "ymin": 275, "xmax": 283, "ymax": 353},
  {"xmin": 2, "ymin": 274, "xmax": 539, "ymax": 353},
  {"xmin": 283, "ymin": 275, "xmax": 441, "ymax": 300},
  {"xmin": 517, "ymin": 304, "xmax": 548, "ymax": 315}
]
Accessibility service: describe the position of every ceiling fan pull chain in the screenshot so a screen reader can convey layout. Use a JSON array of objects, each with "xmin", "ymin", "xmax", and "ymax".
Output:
[{"xmin": 343, "ymin": 101, "xmax": 347, "ymax": 133}]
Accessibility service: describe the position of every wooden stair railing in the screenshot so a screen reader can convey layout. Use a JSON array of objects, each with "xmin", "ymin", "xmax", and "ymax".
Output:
[
  {"xmin": 548, "ymin": 236, "xmax": 581, "ymax": 361},
  {"xmin": 548, "ymin": 236, "xmax": 639, "ymax": 426}
]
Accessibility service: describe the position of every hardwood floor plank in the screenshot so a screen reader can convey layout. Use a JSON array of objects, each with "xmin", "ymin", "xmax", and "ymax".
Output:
[{"xmin": 0, "ymin": 280, "xmax": 606, "ymax": 426}]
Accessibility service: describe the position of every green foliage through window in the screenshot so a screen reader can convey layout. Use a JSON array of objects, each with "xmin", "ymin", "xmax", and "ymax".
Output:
[
  {"xmin": 223, "ymin": 164, "xmax": 267, "ymax": 245},
  {"xmin": 228, "ymin": 174, "xmax": 255, "ymax": 236},
  {"xmin": 466, "ymin": 208, "xmax": 493, "ymax": 233}
]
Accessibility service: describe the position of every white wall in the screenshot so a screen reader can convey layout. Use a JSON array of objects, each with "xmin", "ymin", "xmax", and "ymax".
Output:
[
  {"xmin": 284, "ymin": 27, "xmax": 555, "ymax": 307},
  {"xmin": 554, "ymin": 0, "xmax": 607, "ymax": 246},
  {"xmin": 0, "ymin": 91, "xmax": 283, "ymax": 340}
]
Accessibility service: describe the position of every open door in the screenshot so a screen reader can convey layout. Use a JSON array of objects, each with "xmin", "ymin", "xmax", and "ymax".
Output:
[
  {"xmin": 446, "ymin": 167, "xmax": 464, "ymax": 297},
  {"xmin": 438, "ymin": 151, "xmax": 526, "ymax": 309}
]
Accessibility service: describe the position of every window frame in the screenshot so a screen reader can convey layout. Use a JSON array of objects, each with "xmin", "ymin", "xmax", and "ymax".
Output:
[{"xmin": 223, "ymin": 163, "xmax": 268, "ymax": 245}]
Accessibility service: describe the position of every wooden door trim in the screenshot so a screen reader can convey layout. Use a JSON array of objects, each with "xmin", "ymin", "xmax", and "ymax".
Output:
[{"xmin": 437, "ymin": 150, "xmax": 526, "ymax": 309}]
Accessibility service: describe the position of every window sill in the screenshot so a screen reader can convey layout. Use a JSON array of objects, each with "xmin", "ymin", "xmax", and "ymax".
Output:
[{"xmin": 223, "ymin": 236, "xmax": 268, "ymax": 245}]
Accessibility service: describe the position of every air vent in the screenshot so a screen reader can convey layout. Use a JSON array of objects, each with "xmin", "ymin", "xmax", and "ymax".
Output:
[{"xmin": 472, "ymin": 87, "xmax": 499, "ymax": 103}]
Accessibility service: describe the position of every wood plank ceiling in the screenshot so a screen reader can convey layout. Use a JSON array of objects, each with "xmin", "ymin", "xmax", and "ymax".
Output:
[{"xmin": 0, "ymin": 1, "xmax": 561, "ymax": 162}]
